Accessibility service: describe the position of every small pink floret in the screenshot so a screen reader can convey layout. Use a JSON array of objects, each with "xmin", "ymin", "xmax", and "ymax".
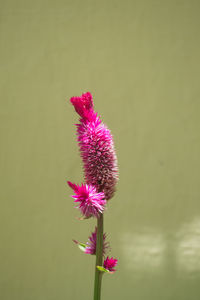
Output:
[
  {"xmin": 103, "ymin": 256, "xmax": 118, "ymax": 272},
  {"xmin": 67, "ymin": 181, "xmax": 106, "ymax": 218},
  {"xmin": 85, "ymin": 227, "xmax": 110, "ymax": 255}
]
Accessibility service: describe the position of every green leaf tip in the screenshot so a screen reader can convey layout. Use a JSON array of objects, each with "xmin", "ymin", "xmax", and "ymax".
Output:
[
  {"xmin": 96, "ymin": 266, "xmax": 110, "ymax": 273},
  {"xmin": 72, "ymin": 240, "xmax": 86, "ymax": 252},
  {"xmin": 78, "ymin": 243, "xmax": 87, "ymax": 252}
]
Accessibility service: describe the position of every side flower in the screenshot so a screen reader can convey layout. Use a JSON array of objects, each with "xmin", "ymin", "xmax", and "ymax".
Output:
[
  {"xmin": 73, "ymin": 227, "xmax": 110, "ymax": 256},
  {"xmin": 103, "ymin": 256, "xmax": 118, "ymax": 273},
  {"xmin": 97, "ymin": 256, "xmax": 118, "ymax": 274},
  {"xmin": 85, "ymin": 227, "xmax": 110, "ymax": 255},
  {"xmin": 67, "ymin": 181, "xmax": 106, "ymax": 218}
]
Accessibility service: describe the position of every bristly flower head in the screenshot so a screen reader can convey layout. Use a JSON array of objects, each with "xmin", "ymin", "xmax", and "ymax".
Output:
[
  {"xmin": 70, "ymin": 92, "xmax": 118, "ymax": 200},
  {"xmin": 103, "ymin": 256, "xmax": 118, "ymax": 272},
  {"xmin": 85, "ymin": 227, "xmax": 110, "ymax": 255},
  {"xmin": 67, "ymin": 181, "xmax": 106, "ymax": 218}
]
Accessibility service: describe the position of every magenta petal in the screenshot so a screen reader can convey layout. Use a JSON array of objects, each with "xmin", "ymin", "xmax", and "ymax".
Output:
[{"xmin": 67, "ymin": 181, "xmax": 79, "ymax": 192}]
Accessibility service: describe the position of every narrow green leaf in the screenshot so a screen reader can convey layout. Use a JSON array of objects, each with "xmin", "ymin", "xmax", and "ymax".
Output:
[
  {"xmin": 78, "ymin": 243, "xmax": 87, "ymax": 252},
  {"xmin": 96, "ymin": 266, "xmax": 109, "ymax": 273}
]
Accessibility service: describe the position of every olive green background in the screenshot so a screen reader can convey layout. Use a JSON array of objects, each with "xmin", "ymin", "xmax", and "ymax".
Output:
[{"xmin": 0, "ymin": 0, "xmax": 200, "ymax": 299}]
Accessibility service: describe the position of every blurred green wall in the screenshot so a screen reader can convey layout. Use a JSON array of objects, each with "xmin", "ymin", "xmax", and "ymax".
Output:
[{"xmin": 0, "ymin": 0, "xmax": 200, "ymax": 299}]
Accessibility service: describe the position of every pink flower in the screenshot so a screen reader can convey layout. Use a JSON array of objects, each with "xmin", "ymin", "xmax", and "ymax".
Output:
[
  {"xmin": 67, "ymin": 181, "xmax": 106, "ymax": 218},
  {"xmin": 85, "ymin": 227, "xmax": 110, "ymax": 255},
  {"xmin": 70, "ymin": 92, "xmax": 95, "ymax": 122},
  {"xmin": 70, "ymin": 92, "xmax": 118, "ymax": 200},
  {"xmin": 103, "ymin": 256, "xmax": 118, "ymax": 272}
]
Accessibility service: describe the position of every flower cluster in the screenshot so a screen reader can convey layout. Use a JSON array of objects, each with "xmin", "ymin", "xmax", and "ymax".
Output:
[
  {"xmin": 70, "ymin": 92, "xmax": 118, "ymax": 201},
  {"xmin": 73, "ymin": 228, "xmax": 117, "ymax": 272},
  {"xmin": 68, "ymin": 92, "xmax": 118, "ymax": 273}
]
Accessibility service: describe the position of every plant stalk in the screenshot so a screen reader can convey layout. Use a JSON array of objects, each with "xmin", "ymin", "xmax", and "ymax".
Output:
[{"xmin": 93, "ymin": 213, "xmax": 104, "ymax": 300}]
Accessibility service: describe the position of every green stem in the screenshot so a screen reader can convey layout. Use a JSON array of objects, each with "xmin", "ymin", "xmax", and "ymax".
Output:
[{"xmin": 93, "ymin": 213, "xmax": 104, "ymax": 300}]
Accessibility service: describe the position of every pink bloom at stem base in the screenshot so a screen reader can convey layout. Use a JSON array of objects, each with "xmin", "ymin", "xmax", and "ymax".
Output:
[
  {"xmin": 103, "ymin": 256, "xmax": 118, "ymax": 272},
  {"xmin": 85, "ymin": 227, "xmax": 110, "ymax": 255},
  {"xmin": 67, "ymin": 181, "xmax": 106, "ymax": 218}
]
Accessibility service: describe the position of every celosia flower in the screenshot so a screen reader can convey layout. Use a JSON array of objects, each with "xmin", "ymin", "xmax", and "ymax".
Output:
[
  {"xmin": 67, "ymin": 181, "xmax": 106, "ymax": 218},
  {"xmin": 70, "ymin": 92, "xmax": 118, "ymax": 200},
  {"xmin": 103, "ymin": 256, "xmax": 118, "ymax": 272},
  {"xmin": 85, "ymin": 227, "xmax": 110, "ymax": 255}
]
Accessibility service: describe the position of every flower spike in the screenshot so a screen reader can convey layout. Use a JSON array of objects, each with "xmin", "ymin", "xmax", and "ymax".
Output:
[
  {"xmin": 68, "ymin": 92, "xmax": 119, "ymax": 298},
  {"xmin": 70, "ymin": 92, "xmax": 118, "ymax": 200}
]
